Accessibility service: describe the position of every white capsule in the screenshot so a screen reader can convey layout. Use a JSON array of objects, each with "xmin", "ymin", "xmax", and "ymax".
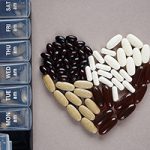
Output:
[
  {"xmin": 101, "ymin": 48, "xmax": 116, "ymax": 57},
  {"xmin": 97, "ymin": 70, "xmax": 112, "ymax": 79},
  {"xmin": 93, "ymin": 51, "xmax": 105, "ymax": 64},
  {"xmin": 95, "ymin": 63, "xmax": 111, "ymax": 71},
  {"xmin": 85, "ymin": 66, "xmax": 92, "ymax": 81},
  {"xmin": 126, "ymin": 57, "xmax": 135, "ymax": 76},
  {"xmin": 127, "ymin": 34, "xmax": 143, "ymax": 49},
  {"xmin": 111, "ymin": 78, "xmax": 124, "ymax": 91},
  {"xmin": 104, "ymin": 55, "xmax": 120, "ymax": 70},
  {"xmin": 88, "ymin": 55, "xmax": 96, "ymax": 71},
  {"xmin": 133, "ymin": 48, "xmax": 142, "ymax": 66},
  {"xmin": 119, "ymin": 69, "xmax": 132, "ymax": 82},
  {"xmin": 92, "ymin": 71, "xmax": 99, "ymax": 86},
  {"xmin": 121, "ymin": 38, "xmax": 133, "ymax": 56},
  {"xmin": 141, "ymin": 44, "xmax": 150, "ymax": 63},
  {"xmin": 111, "ymin": 69, "xmax": 124, "ymax": 82},
  {"xmin": 122, "ymin": 80, "xmax": 135, "ymax": 93},
  {"xmin": 106, "ymin": 34, "xmax": 123, "ymax": 49},
  {"xmin": 99, "ymin": 76, "xmax": 113, "ymax": 87},
  {"xmin": 117, "ymin": 48, "xmax": 127, "ymax": 67},
  {"xmin": 112, "ymin": 86, "xmax": 119, "ymax": 102}
]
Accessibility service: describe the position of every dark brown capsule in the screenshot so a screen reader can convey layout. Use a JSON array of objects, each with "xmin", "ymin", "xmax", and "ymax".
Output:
[
  {"xmin": 84, "ymin": 46, "xmax": 93, "ymax": 55},
  {"xmin": 92, "ymin": 86, "xmax": 105, "ymax": 107},
  {"xmin": 102, "ymin": 85, "xmax": 113, "ymax": 108},
  {"xmin": 66, "ymin": 35, "xmax": 77, "ymax": 44},
  {"xmin": 144, "ymin": 62, "xmax": 150, "ymax": 84},
  {"xmin": 116, "ymin": 104, "xmax": 136, "ymax": 120},
  {"xmin": 98, "ymin": 116, "xmax": 117, "ymax": 135},
  {"xmin": 40, "ymin": 66, "xmax": 48, "ymax": 75},
  {"xmin": 134, "ymin": 84, "xmax": 147, "ymax": 104},
  {"xmin": 55, "ymin": 36, "xmax": 65, "ymax": 44}
]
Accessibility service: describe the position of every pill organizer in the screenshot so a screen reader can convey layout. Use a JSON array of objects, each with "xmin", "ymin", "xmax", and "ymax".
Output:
[{"xmin": 0, "ymin": 0, "xmax": 32, "ymax": 150}]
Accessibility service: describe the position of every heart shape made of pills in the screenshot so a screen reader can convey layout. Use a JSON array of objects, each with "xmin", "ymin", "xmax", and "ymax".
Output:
[{"xmin": 40, "ymin": 34, "xmax": 150, "ymax": 135}]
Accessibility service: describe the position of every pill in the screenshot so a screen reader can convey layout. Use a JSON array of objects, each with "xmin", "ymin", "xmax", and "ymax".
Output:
[
  {"xmin": 117, "ymin": 48, "xmax": 127, "ymax": 67},
  {"xmin": 111, "ymin": 69, "xmax": 124, "ymax": 82},
  {"xmin": 92, "ymin": 71, "xmax": 99, "ymax": 86},
  {"xmin": 56, "ymin": 82, "xmax": 75, "ymax": 91},
  {"xmin": 66, "ymin": 104, "xmax": 81, "ymax": 121},
  {"xmin": 84, "ymin": 46, "xmax": 93, "ymax": 56},
  {"xmin": 85, "ymin": 66, "xmax": 92, "ymax": 81},
  {"xmin": 95, "ymin": 63, "xmax": 111, "ymax": 71},
  {"xmin": 65, "ymin": 92, "xmax": 82, "ymax": 106},
  {"xmin": 127, "ymin": 34, "xmax": 143, "ymax": 49},
  {"xmin": 88, "ymin": 55, "xmax": 96, "ymax": 71},
  {"xmin": 112, "ymin": 86, "xmax": 119, "ymax": 102},
  {"xmin": 111, "ymin": 78, "xmax": 124, "ymax": 91},
  {"xmin": 43, "ymin": 75, "xmax": 56, "ymax": 93},
  {"xmin": 74, "ymin": 88, "xmax": 93, "ymax": 98},
  {"xmin": 93, "ymin": 51, "xmax": 105, "ymax": 64},
  {"xmin": 121, "ymin": 38, "xmax": 133, "ymax": 56},
  {"xmin": 101, "ymin": 48, "xmax": 116, "ymax": 57},
  {"xmin": 133, "ymin": 48, "xmax": 142, "ymax": 66},
  {"xmin": 141, "ymin": 44, "xmax": 150, "ymax": 63},
  {"xmin": 85, "ymin": 99, "xmax": 100, "ymax": 114},
  {"xmin": 122, "ymin": 80, "xmax": 135, "ymax": 93},
  {"xmin": 104, "ymin": 55, "xmax": 120, "ymax": 70},
  {"xmin": 79, "ymin": 105, "xmax": 95, "ymax": 121},
  {"xmin": 126, "ymin": 57, "xmax": 135, "ymax": 76},
  {"xmin": 53, "ymin": 90, "xmax": 69, "ymax": 107},
  {"xmin": 74, "ymin": 80, "xmax": 93, "ymax": 89},
  {"xmin": 66, "ymin": 35, "xmax": 77, "ymax": 44},
  {"xmin": 99, "ymin": 76, "xmax": 113, "ymax": 87},
  {"xmin": 119, "ymin": 69, "xmax": 132, "ymax": 82},
  {"xmin": 81, "ymin": 118, "xmax": 98, "ymax": 134},
  {"xmin": 106, "ymin": 34, "xmax": 122, "ymax": 49},
  {"xmin": 97, "ymin": 70, "xmax": 112, "ymax": 79}
]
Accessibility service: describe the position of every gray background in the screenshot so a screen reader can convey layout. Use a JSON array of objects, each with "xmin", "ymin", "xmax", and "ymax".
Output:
[{"xmin": 32, "ymin": 0, "xmax": 150, "ymax": 150}]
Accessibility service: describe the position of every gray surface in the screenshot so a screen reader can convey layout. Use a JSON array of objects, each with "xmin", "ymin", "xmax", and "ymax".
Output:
[{"xmin": 32, "ymin": 0, "xmax": 150, "ymax": 150}]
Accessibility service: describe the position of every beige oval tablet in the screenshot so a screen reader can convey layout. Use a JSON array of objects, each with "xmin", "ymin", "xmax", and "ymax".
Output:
[
  {"xmin": 74, "ymin": 80, "xmax": 93, "ymax": 89},
  {"xmin": 53, "ymin": 90, "xmax": 69, "ymax": 107},
  {"xmin": 85, "ymin": 99, "xmax": 100, "ymax": 114},
  {"xmin": 56, "ymin": 82, "xmax": 74, "ymax": 91},
  {"xmin": 65, "ymin": 92, "xmax": 82, "ymax": 106},
  {"xmin": 74, "ymin": 88, "xmax": 93, "ymax": 98},
  {"xmin": 81, "ymin": 118, "xmax": 97, "ymax": 134},
  {"xmin": 66, "ymin": 104, "xmax": 82, "ymax": 121},
  {"xmin": 79, "ymin": 105, "xmax": 95, "ymax": 120},
  {"xmin": 43, "ymin": 75, "xmax": 55, "ymax": 93}
]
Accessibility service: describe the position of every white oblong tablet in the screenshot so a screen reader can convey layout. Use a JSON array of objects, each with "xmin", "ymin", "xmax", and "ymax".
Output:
[
  {"xmin": 117, "ymin": 48, "xmax": 127, "ymax": 67},
  {"xmin": 126, "ymin": 57, "xmax": 135, "ymax": 76},
  {"xmin": 106, "ymin": 34, "xmax": 123, "ymax": 49},
  {"xmin": 141, "ymin": 44, "xmax": 150, "ymax": 63},
  {"xmin": 92, "ymin": 71, "xmax": 99, "ymax": 86},
  {"xmin": 97, "ymin": 70, "xmax": 113, "ymax": 79},
  {"xmin": 104, "ymin": 55, "xmax": 120, "ymax": 70},
  {"xmin": 93, "ymin": 51, "xmax": 105, "ymax": 64},
  {"xmin": 127, "ymin": 34, "xmax": 143, "ymax": 49},
  {"xmin": 119, "ymin": 69, "xmax": 132, "ymax": 82},
  {"xmin": 133, "ymin": 48, "xmax": 142, "ymax": 66},
  {"xmin": 112, "ymin": 86, "xmax": 119, "ymax": 102},
  {"xmin": 121, "ymin": 38, "xmax": 133, "ymax": 56},
  {"xmin": 85, "ymin": 66, "xmax": 92, "ymax": 81},
  {"xmin": 122, "ymin": 80, "xmax": 135, "ymax": 93},
  {"xmin": 99, "ymin": 76, "xmax": 113, "ymax": 87},
  {"xmin": 111, "ymin": 78, "xmax": 124, "ymax": 91},
  {"xmin": 95, "ymin": 63, "xmax": 111, "ymax": 71},
  {"xmin": 111, "ymin": 69, "xmax": 124, "ymax": 82},
  {"xmin": 101, "ymin": 48, "xmax": 116, "ymax": 57},
  {"xmin": 88, "ymin": 55, "xmax": 96, "ymax": 71}
]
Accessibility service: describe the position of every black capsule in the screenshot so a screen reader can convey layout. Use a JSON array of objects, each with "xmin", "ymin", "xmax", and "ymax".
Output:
[
  {"xmin": 44, "ymin": 60, "xmax": 53, "ymax": 69},
  {"xmin": 40, "ymin": 66, "xmax": 48, "ymax": 75},
  {"xmin": 66, "ymin": 35, "xmax": 77, "ymax": 44},
  {"xmin": 55, "ymin": 36, "xmax": 65, "ymax": 44},
  {"xmin": 61, "ymin": 49, "xmax": 67, "ymax": 57},
  {"xmin": 46, "ymin": 43, "xmax": 53, "ymax": 54},
  {"xmin": 52, "ymin": 42, "xmax": 62, "ymax": 50},
  {"xmin": 84, "ymin": 46, "xmax": 93, "ymax": 55},
  {"xmin": 75, "ymin": 41, "xmax": 85, "ymax": 48},
  {"xmin": 41, "ymin": 53, "xmax": 51, "ymax": 60},
  {"xmin": 52, "ymin": 50, "xmax": 60, "ymax": 61},
  {"xmin": 59, "ymin": 75, "xmax": 68, "ymax": 82}
]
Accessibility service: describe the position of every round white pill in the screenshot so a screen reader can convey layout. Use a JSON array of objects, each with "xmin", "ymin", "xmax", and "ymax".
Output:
[
  {"xmin": 106, "ymin": 34, "xmax": 123, "ymax": 49},
  {"xmin": 117, "ymin": 48, "xmax": 127, "ymax": 67},
  {"xmin": 104, "ymin": 55, "xmax": 120, "ymax": 70}
]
